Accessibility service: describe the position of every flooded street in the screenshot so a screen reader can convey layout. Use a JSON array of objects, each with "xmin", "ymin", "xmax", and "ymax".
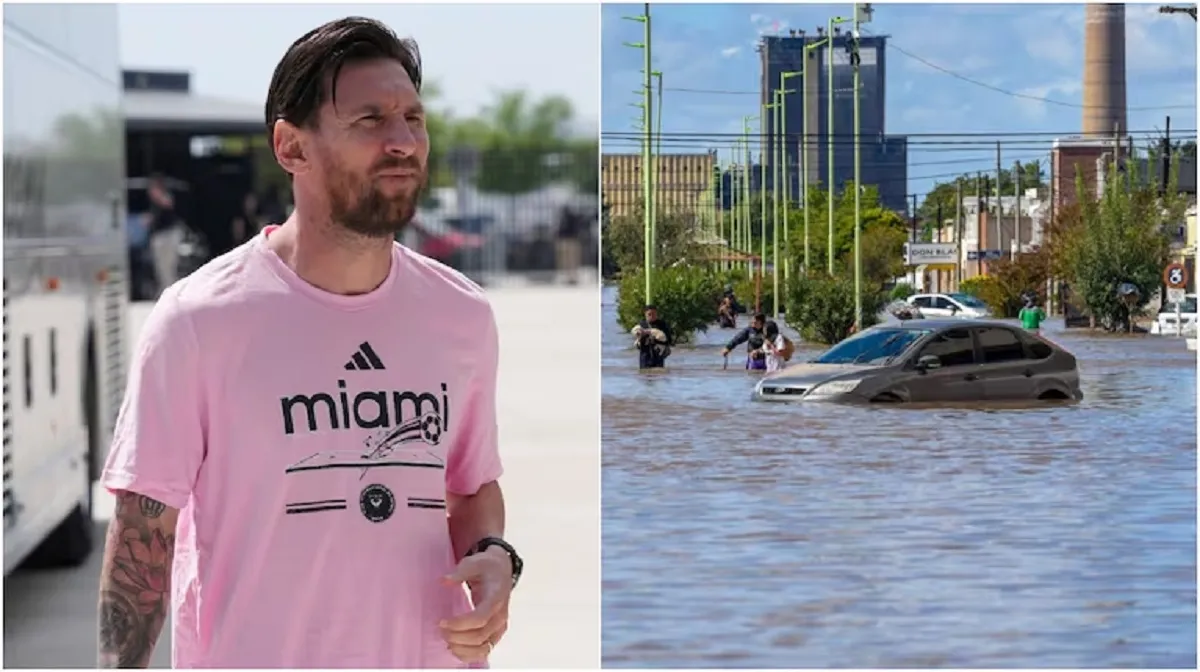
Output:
[{"xmin": 601, "ymin": 286, "xmax": 1197, "ymax": 668}]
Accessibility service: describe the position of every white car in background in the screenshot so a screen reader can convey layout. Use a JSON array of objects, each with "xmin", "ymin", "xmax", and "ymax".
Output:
[
  {"xmin": 1150, "ymin": 293, "xmax": 1197, "ymax": 336},
  {"xmin": 906, "ymin": 292, "xmax": 992, "ymax": 319}
]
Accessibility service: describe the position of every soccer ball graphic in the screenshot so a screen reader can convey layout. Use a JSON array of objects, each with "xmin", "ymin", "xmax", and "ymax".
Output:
[{"xmin": 421, "ymin": 413, "xmax": 442, "ymax": 445}]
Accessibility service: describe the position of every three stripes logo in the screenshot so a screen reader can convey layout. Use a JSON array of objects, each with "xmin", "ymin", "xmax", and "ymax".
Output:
[{"xmin": 345, "ymin": 341, "xmax": 386, "ymax": 371}]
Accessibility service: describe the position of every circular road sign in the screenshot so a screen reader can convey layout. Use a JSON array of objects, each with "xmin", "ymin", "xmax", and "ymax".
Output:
[{"xmin": 1163, "ymin": 262, "xmax": 1189, "ymax": 290}]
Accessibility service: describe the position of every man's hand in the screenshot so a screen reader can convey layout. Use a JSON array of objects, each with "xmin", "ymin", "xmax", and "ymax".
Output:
[
  {"xmin": 440, "ymin": 547, "xmax": 513, "ymax": 664},
  {"xmin": 720, "ymin": 348, "xmax": 730, "ymax": 357}
]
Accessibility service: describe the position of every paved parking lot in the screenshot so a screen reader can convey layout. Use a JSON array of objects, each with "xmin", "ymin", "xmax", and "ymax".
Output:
[{"xmin": 3, "ymin": 285, "xmax": 600, "ymax": 669}]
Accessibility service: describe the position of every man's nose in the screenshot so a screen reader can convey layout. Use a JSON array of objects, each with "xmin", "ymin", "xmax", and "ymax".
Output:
[{"xmin": 383, "ymin": 120, "xmax": 419, "ymax": 157}]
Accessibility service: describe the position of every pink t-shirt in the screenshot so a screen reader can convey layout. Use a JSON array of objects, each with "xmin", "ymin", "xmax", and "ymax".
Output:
[{"xmin": 102, "ymin": 227, "xmax": 503, "ymax": 668}]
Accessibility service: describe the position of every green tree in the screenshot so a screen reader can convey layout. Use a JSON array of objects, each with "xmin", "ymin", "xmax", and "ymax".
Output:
[
  {"xmin": 1062, "ymin": 157, "xmax": 1188, "ymax": 331},
  {"xmin": 784, "ymin": 182, "xmax": 906, "ymax": 275}
]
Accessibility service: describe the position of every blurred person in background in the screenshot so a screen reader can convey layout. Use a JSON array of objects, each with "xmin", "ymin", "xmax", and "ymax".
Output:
[
  {"xmin": 230, "ymin": 191, "xmax": 263, "ymax": 247},
  {"xmin": 126, "ymin": 208, "xmax": 155, "ymax": 301},
  {"xmin": 555, "ymin": 205, "xmax": 584, "ymax": 285},
  {"xmin": 1020, "ymin": 293, "xmax": 1047, "ymax": 333},
  {"xmin": 146, "ymin": 174, "xmax": 185, "ymax": 295},
  {"xmin": 97, "ymin": 17, "xmax": 520, "ymax": 669}
]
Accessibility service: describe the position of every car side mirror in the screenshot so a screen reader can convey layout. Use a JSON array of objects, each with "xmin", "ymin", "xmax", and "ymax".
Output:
[
  {"xmin": 915, "ymin": 355, "xmax": 941, "ymax": 372},
  {"xmin": 948, "ymin": 304, "xmax": 959, "ymax": 313}
]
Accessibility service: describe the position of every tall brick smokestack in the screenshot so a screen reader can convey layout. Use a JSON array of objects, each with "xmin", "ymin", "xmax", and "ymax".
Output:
[{"xmin": 1082, "ymin": 3, "xmax": 1127, "ymax": 136}]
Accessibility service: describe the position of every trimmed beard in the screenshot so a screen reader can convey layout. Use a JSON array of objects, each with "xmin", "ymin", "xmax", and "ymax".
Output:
[{"xmin": 324, "ymin": 158, "xmax": 426, "ymax": 239}]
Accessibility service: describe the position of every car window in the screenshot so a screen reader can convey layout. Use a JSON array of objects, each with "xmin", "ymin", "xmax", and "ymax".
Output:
[
  {"xmin": 933, "ymin": 296, "xmax": 954, "ymax": 310},
  {"xmin": 917, "ymin": 328, "xmax": 975, "ymax": 367},
  {"xmin": 1026, "ymin": 338, "xmax": 1053, "ymax": 360},
  {"xmin": 910, "ymin": 296, "xmax": 931, "ymax": 308},
  {"xmin": 976, "ymin": 326, "xmax": 1026, "ymax": 363}
]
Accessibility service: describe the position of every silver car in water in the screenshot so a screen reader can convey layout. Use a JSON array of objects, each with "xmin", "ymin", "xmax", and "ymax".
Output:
[{"xmin": 753, "ymin": 320, "xmax": 1083, "ymax": 404}]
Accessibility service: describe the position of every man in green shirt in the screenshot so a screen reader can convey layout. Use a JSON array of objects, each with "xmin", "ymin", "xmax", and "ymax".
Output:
[{"xmin": 1019, "ymin": 297, "xmax": 1047, "ymax": 332}]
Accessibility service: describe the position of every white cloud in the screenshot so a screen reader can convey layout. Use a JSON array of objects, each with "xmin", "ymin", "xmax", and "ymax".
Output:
[
  {"xmin": 720, "ymin": 46, "xmax": 740, "ymax": 58},
  {"xmin": 1014, "ymin": 80, "xmax": 1083, "ymax": 121}
]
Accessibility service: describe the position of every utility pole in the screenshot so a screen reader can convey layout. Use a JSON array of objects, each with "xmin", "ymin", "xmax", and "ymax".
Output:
[
  {"xmin": 909, "ymin": 193, "xmax": 918, "ymax": 288},
  {"xmin": 1013, "ymin": 160, "xmax": 1021, "ymax": 260},
  {"xmin": 955, "ymin": 177, "xmax": 963, "ymax": 289},
  {"xmin": 622, "ymin": 6, "xmax": 653, "ymax": 302},
  {"xmin": 994, "ymin": 141, "xmax": 1002, "ymax": 275},
  {"xmin": 1162, "ymin": 115, "xmax": 1172, "ymax": 195},
  {"xmin": 976, "ymin": 172, "xmax": 984, "ymax": 277}
]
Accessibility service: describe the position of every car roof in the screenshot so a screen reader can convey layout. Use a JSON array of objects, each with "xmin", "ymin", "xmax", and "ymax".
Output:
[{"xmin": 876, "ymin": 318, "xmax": 1003, "ymax": 331}]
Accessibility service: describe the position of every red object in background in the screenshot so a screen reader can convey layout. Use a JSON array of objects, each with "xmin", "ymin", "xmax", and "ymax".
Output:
[{"xmin": 409, "ymin": 219, "xmax": 484, "ymax": 262}]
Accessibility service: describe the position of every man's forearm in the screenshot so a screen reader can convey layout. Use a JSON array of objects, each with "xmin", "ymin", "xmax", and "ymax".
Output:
[
  {"xmin": 447, "ymin": 480, "xmax": 505, "ymax": 561},
  {"xmin": 98, "ymin": 492, "xmax": 177, "ymax": 668}
]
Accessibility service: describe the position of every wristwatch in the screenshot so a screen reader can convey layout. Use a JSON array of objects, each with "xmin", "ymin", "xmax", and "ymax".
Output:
[{"xmin": 467, "ymin": 536, "xmax": 523, "ymax": 588}]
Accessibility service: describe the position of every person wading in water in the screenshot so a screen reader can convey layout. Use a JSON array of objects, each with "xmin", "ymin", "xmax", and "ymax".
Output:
[{"xmin": 721, "ymin": 312, "xmax": 767, "ymax": 371}]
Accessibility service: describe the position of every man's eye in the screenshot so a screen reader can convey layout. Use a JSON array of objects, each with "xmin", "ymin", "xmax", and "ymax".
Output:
[{"xmin": 359, "ymin": 115, "xmax": 382, "ymax": 125}]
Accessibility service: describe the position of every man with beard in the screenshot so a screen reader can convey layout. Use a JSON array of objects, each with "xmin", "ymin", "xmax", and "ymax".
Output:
[{"xmin": 96, "ymin": 18, "xmax": 520, "ymax": 669}]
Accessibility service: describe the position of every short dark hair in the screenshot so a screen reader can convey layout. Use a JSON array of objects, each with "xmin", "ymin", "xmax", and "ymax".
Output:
[
  {"xmin": 753, "ymin": 312, "xmax": 766, "ymax": 323},
  {"xmin": 644, "ymin": 304, "xmax": 657, "ymax": 311},
  {"xmin": 264, "ymin": 17, "xmax": 422, "ymax": 147}
]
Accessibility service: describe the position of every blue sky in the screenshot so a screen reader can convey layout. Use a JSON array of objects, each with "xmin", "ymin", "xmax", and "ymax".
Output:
[{"xmin": 601, "ymin": 2, "xmax": 1198, "ymax": 201}]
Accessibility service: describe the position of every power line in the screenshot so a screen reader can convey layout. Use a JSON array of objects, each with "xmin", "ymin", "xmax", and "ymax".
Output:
[
  {"xmin": 874, "ymin": 31, "xmax": 1195, "ymax": 112},
  {"xmin": 651, "ymin": 35, "xmax": 1197, "ymax": 113}
]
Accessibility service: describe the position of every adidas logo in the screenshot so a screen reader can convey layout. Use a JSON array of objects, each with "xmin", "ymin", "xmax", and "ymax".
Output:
[{"xmin": 344, "ymin": 341, "xmax": 386, "ymax": 371}]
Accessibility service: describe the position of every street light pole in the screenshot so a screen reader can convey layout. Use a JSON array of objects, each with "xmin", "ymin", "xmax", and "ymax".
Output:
[
  {"xmin": 760, "ymin": 103, "xmax": 774, "ymax": 293},
  {"xmin": 851, "ymin": 4, "xmax": 872, "ymax": 331},
  {"xmin": 827, "ymin": 15, "xmax": 852, "ymax": 276},
  {"xmin": 780, "ymin": 70, "xmax": 801, "ymax": 287},
  {"xmin": 801, "ymin": 37, "xmax": 827, "ymax": 275},
  {"xmin": 652, "ymin": 70, "xmax": 663, "ymax": 258},
  {"xmin": 773, "ymin": 91, "xmax": 783, "ymax": 318},
  {"xmin": 742, "ymin": 116, "xmax": 757, "ymax": 274},
  {"xmin": 621, "ymin": 6, "xmax": 653, "ymax": 301}
]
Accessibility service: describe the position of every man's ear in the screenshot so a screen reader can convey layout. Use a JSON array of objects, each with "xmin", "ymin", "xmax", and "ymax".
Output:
[{"xmin": 272, "ymin": 119, "xmax": 310, "ymax": 176}]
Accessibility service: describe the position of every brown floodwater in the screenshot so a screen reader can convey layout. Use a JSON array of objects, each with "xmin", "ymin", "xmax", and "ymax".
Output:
[{"xmin": 601, "ymin": 286, "xmax": 1196, "ymax": 668}]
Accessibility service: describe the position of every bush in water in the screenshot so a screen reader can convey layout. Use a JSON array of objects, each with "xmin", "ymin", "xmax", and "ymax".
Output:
[
  {"xmin": 617, "ymin": 266, "xmax": 725, "ymax": 344},
  {"xmin": 787, "ymin": 272, "xmax": 886, "ymax": 345}
]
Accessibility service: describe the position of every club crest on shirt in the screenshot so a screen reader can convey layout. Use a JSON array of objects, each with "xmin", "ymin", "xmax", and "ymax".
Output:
[{"xmin": 359, "ymin": 484, "xmax": 396, "ymax": 523}]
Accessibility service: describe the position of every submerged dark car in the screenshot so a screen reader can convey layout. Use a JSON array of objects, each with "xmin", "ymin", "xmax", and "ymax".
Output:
[{"xmin": 753, "ymin": 319, "xmax": 1083, "ymax": 403}]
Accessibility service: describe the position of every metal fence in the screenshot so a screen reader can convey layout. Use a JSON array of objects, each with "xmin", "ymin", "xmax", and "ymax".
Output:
[{"xmin": 402, "ymin": 142, "xmax": 600, "ymax": 288}]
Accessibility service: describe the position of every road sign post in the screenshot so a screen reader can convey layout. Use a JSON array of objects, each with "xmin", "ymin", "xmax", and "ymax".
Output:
[
  {"xmin": 1163, "ymin": 261, "xmax": 1188, "ymax": 290},
  {"xmin": 1163, "ymin": 262, "xmax": 1189, "ymax": 338}
]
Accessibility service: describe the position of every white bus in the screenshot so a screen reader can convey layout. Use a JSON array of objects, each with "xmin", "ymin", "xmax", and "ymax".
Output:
[{"xmin": 3, "ymin": 4, "xmax": 128, "ymax": 574}]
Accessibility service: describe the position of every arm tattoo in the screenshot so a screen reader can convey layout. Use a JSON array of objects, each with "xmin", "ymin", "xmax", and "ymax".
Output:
[
  {"xmin": 137, "ymin": 495, "xmax": 165, "ymax": 519},
  {"xmin": 98, "ymin": 493, "xmax": 174, "ymax": 668}
]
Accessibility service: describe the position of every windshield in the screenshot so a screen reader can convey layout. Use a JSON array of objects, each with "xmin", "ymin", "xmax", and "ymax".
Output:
[
  {"xmin": 813, "ymin": 328, "xmax": 931, "ymax": 365},
  {"xmin": 1160, "ymin": 296, "xmax": 1198, "ymax": 314},
  {"xmin": 949, "ymin": 293, "xmax": 987, "ymax": 308}
]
